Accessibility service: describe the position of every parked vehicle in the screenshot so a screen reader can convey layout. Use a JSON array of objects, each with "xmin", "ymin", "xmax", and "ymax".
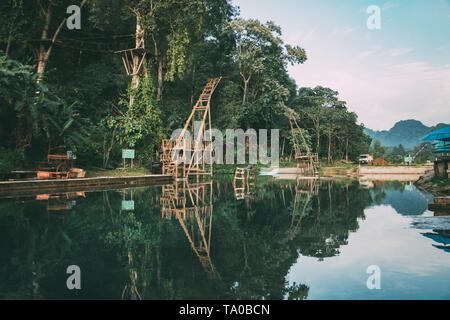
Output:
[{"xmin": 358, "ymin": 154, "xmax": 373, "ymax": 164}]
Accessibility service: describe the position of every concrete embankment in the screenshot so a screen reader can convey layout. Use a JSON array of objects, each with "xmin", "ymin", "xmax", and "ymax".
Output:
[
  {"xmin": 315, "ymin": 165, "xmax": 435, "ymax": 181},
  {"xmin": 358, "ymin": 166, "xmax": 432, "ymax": 175},
  {"xmin": 262, "ymin": 166, "xmax": 434, "ymax": 181},
  {"xmin": 0, "ymin": 175, "xmax": 173, "ymax": 197},
  {"xmin": 358, "ymin": 166, "xmax": 434, "ymax": 181}
]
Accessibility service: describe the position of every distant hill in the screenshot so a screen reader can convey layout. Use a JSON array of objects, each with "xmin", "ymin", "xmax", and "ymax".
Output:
[{"xmin": 364, "ymin": 120, "xmax": 449, "ymax": 149}]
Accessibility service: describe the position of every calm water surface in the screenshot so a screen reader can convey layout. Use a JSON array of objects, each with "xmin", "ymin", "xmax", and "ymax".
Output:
[{"xmin": 0, "ymin": 177, "xmax": 448, "ymax": 299}]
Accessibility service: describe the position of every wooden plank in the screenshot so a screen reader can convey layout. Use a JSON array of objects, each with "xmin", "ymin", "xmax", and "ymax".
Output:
[
  {"xmin": 434, "ymin": 197, "xmax": 450, "ymax": 204},
  {"xmin": 0, "ymin": 175, "xmax": 173, "ymax": 195}
]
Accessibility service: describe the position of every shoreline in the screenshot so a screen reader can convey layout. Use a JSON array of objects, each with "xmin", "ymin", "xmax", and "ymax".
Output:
[
  {"xmin": 414, "ymin": 170, "xmax": 450, "ymax": 196},
  {"xmin": 0, "ymin": 174, "xmax": 173, "ymax": 197}
]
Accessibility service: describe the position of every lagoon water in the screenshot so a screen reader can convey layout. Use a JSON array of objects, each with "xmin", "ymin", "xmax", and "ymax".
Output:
[{"xmin": 0, "ymin": 177, "xmax": 448, "ymax": 299}]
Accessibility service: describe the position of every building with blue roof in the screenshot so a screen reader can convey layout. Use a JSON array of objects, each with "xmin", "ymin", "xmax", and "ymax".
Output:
[{"xmin": 421, "ymin": 126, "xmax": 450, "ymax": 178}]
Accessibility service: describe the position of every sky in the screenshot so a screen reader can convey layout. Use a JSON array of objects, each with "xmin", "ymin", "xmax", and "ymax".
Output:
[{"xmin": 232, "ymin": 0, "xmax": 450, "ymax": 131}]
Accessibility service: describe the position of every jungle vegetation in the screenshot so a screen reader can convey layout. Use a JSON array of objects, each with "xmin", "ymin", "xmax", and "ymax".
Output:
[{"xmin": 0, "ymin": 0, "xmax": 371, "ymax": 172}]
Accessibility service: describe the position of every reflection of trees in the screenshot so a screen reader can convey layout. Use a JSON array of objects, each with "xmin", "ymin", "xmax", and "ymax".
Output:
[
  {"xmin": 0, "ymin": 192, "xmax": 131, "ymax": 299},
  {"xmin": 0, "ymin": 177, "xmax": 373, "ymax": 299},
  {"xmin": 370, "ymin": 181, "xmax": 432, "ymax": 215},
  {"xmin": 208, "ymin": 178, "xmax": 371, "ymax": 299},
  {"xmin": 292, "ymin": 179, "xmax": 372, "ymax": 259}
]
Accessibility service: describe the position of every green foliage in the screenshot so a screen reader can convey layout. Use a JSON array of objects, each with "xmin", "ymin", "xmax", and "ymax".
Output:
[
  {"xmin": 287, "ymin": 128, "xmax": 312, "ymax": 153},
  {"xmin": 296, "ymin": 86, "xmax": 371, "ymax": 162},
  {"xmin": 105, "ymin": 76, "xmax": 163, "ymax": 167},
  {"xmin": 0, "ymin": 1, "xmax": 371, "ymax": 171},
  {"xmin": 0, "ymin": 148, "xmax": 23, "ymax": 172},
  {"xmin": 370, "ymin": 140, "xmax": 386, "ymax": 159},
  {"xmin": 0, "ymin": 54, "xmax": 90, "ymax": 160}
]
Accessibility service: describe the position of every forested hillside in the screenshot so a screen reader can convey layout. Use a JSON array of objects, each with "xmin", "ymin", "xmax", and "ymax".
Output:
[
  {"xmin": 0, "ymin": 0, "xmax": 371, "ymax": 172},
  {"xmin": 365, "ymin": 120, "xmax": 449, "ymax": 149}
]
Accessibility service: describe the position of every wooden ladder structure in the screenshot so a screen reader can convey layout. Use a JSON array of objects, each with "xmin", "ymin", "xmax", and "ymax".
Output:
[
  {"xmin": 161, "ymin": 138, "xmax": 175, "ymax": 175},
  {"xmin": 285, "ymin": 107, "xmax": 318, "ymax": 176},
  {"xmin": 166, "ymin": 77, "xmax": 222, "ymax": 179}
]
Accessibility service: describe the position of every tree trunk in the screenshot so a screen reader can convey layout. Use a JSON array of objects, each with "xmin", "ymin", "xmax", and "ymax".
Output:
[
  {"xmin": 345, "ymin": 136, "xmax": 349, "ymax": 161},
  {"xmin": 5, "ymin": 30, "xmax": 12, "ymax": 56},
  {"xmin": 103, "ymin": 129, "xmax": 116, "ymax": 169},
  {"xmin": 190, "ymin": 63, "xmax": 196, "ymax": 106},
  {"xmin": 36, "ymin": 5, "xmax": 52, "ymax": 83},
  {"xmin": 129, "ymin": 14, "xmax": 146, "ymax": 107},
  {"xmin": 36, "ymin": 0, "xmax": 87, "ymax": 83},
  {"xmin": 315, "ymin": 128, "xmax": 320, "ymax": 156},
  {"xmin": 242, "ymin": 78, "xmax": 249, "ymax": 104},
  {"xmin": 157, "ymin": 55, "xmax": 164, "ymax": 102},
  {"xmin": 327, "ymin": 131, "xmax": 332, "ymax": 164}
]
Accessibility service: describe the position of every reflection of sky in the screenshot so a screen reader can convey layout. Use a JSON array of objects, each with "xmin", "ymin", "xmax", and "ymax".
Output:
[
  {"xmin": 287, "ymin": 205, "xmax": 450, "ymax": 299},
  {"xmin": 369, "ymin": 184, "xmax": 434, "ymax": 215}
]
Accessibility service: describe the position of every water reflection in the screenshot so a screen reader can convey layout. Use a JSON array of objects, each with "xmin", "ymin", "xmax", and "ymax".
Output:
[
  {"xmin": 0, "ymin": 177, "xmax": 448, "ymax": 299},
  {"xmin": 160, "ymin": 180, "xmax": 219, "ymax": 279},
  {"xmin": 286, "ymin": 178, "xmax": 318, "ymax": 241},
  {"xmin": 369, "ymin": 181, "xmax": 433, "ymax": 215},
  {"xmin": 421, "ymin": 231, "xmax": 450, "ymax": 253}
]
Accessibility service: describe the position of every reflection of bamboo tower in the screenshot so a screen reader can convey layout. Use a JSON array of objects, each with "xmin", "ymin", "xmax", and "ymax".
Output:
[
  {"xmin": 287, "ymin": 178, "xmax": 318, "ymax": 240},
  {"xmin": 233, "ymin": 166, "xmax": 256, "ymax": 200},
  {"xmin": 160, "ymin": 179, "xmax": 220, "ymax": 279},
  {"xmin": 164, "ymin": 78, "xmax": 222, "ymax": 179}
]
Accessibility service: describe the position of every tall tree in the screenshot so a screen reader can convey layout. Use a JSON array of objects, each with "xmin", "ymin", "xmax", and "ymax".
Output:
[{"xmin": 227, "ymin": 18, "xmax": 306, "ymax": 105}]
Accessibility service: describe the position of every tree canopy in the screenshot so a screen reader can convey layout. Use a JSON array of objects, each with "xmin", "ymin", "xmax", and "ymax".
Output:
[{"xmin": 0, "ymin": 0, "xmax": 371, "ymax": 170}]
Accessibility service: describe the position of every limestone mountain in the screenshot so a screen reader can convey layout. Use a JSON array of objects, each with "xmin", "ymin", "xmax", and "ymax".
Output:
[{"xmin": 364, "ymin": 120, "xmax": 449, "ymax": 149}]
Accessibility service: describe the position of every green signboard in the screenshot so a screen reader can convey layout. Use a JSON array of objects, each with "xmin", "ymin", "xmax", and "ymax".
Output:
[
  {"xmin": 122, "ymin": 149, "xmax": 135, "ymax": 159},
  {"xmin": 121, "ymin": 200, "xmax": 135, "ymax": 211}
]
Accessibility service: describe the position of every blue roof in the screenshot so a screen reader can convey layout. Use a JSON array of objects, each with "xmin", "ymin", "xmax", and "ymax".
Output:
[
  {"xmin": 430, "ymin": 139, "xmax": 450, "ymax": 153},
  {"xmin": 421, "ymin": 125, "xmax": 450, "ymax": 141}
]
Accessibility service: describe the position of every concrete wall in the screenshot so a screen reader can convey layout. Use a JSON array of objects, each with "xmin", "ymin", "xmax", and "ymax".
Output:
[{"xmin": 359, "ymin": 166, "xmax": 432, "ymax": 175}]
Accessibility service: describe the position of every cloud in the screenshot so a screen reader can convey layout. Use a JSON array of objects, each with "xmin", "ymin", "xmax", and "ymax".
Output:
[
  {"xmin": 355, "ymin": 45, "xmax": 382, "ymax": 59},
  {"xmin": 286, "ymin": 28, "xmax": 316, "ymax": 45},
  {"xmin": 288, "ymin": 55, "xmax": 450, "ymax": 130},
  {"xmin": 382, "ymin": 2, "xmax": 399, "ymax": 11},
  {"xmin": 385, "ymin": 47, "xmax": 414, "ymax": 56},
  {"xmin": 304, "ymin": 29, "xmax": 316, "ymax": 42},
  {"xmin": 332, "ymin": 27, "xmax": 355, "ymax": 36},
  {"xmin": 435, "ymin": 43, "xmax": 450, "ymax": 51}
]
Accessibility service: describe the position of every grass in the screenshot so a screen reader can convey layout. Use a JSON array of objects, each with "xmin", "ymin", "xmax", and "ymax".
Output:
[
  {"xmin": 82, "ymin": 160, "xmax": 434, "ymax": 178},
  {"xmin": 85, "ymin": 166, "xmax": 153, "ymax": 178},
  {"xmin": 431, "ymin": 175, "xmax": 450, "ymax": 186}
]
